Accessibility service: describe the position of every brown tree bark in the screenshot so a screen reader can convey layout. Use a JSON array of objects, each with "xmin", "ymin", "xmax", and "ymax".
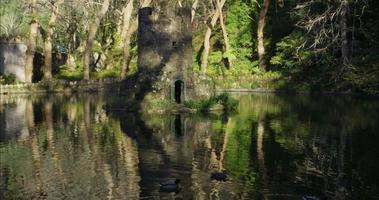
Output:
[
  {"xmin": 200, "ymin": 0, "xmax": 226, "ymax": 74},
  {"xmin": 25, "ymin": 0, "xmax": 39, "ymax": 83},
  {"xmin": 257, "ymin": 0, "xmax": 270, "ymax": 72},
  {"xmin": 120, "ymin": 0, "xmax": 134, "ymax": 43},
  {"xmin": 83, "ymin": 0, "xmax": 110, "ymax": 81},
  {"xmin": 43, "ymin": 0, "xmax": 64, "ymax": 80},
  {"xmin": 216, "ymin": 0, "xmax": 232, "ymax": 69},
  {"xmin": 191, "ymin": 0, "xmax": 199, "ymax": 24},
  {"xmin": 140, "ymin": 0, "xmax": 152, "ymax": 8},
  {"xmin": 201, "ymin": 28, "xmax": 212, "ymax": 74},
  {"xmin": 339, "ymin": 0, "xmax": 349, "ymax": 79},
  {"xmin": 120, "ymin": 0, "xmax": 136, "ymax": 80},
  {"xmin": 121, "ymin": 20, "xmax": 138, "ymax": 80}
]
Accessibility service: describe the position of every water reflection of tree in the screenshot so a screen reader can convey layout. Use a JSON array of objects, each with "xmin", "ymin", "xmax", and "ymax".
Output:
[
  {"xmin": 26, "ymin": 99, "xmax": 45, "ymax": 198},
  {"xmin": 245, "ymin": 94, "xmax": 379, "ymax": 199},
  {"xmin": 208, "ymin": 116, "xmax": 231, "ymax": 199},
  {"xmin": 256, "ymin": 115, "xmax": 269, "ymax": 200},
  {"xmin": 1, "ymin": 95, "xmax": 143, "ymax": 199},
  {"xmin": 1, "ymin": 94, "xmax": 378, "ymax": 199},
  {"xmin": 43, "ymin": 98, "xmax": 66, "ymax": 191},
  {"xmin": 84, "ymin": 96, "xmax": 141, "ymax": 199}
]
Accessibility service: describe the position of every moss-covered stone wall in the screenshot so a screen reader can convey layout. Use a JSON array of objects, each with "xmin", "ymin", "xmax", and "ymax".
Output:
[{"xmin": 135, "ymin": 1, "xmax": 214, "ymax": 106}]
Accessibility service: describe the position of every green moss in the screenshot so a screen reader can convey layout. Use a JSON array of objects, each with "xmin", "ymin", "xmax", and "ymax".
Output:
[{"xmin": 141, "ymin": 98, "xmax": 177, "ymax": 113}]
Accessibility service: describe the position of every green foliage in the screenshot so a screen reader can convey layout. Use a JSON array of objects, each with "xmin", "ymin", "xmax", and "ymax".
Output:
[
  {"xmin": 226, "ymin": 0, "xmax": 256, "ymax": 61},
  {"xmin": 0, "ymin": 0, "xmax": 377, "ymax": 96},
  {"xmin": 270, "ymin": 31, "xmax": 312, "ymax": 71},
  {"xmin": 54, "ymin": 65, "xmax": 83, "ymax": 81},
  {"xmin": 185, "ymin": 93, "xmax": 239, "ymax": 113},
  {"xmin": 212, "ymin": 71, "xmax": 283, "ymax": 89},
  {"xmin": 0, "ymin": 0, "xmax": 27, "ymax": 39},
  {"xmin": 0, "ymin": 73, "xmax": 16, "ymax": 84},
  {"xmin": 94, "ymin": 65, "xmax": 121, "ymax": 79},
  {"xmin": 0, "ymin": 13, "xmax": 23, "ymax": 39},
  {"xmin": 226, "ymin": 118, "xmax": 256, "ymax": 183},
  {"xmin": 345, "ymin": 64, "xmax": 379, "ymax": 95}
]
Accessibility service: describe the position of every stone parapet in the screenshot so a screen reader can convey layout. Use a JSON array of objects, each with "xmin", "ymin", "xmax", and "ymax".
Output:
[{"xmin": 0, "ymin": 79, "xmax": 120, "ymax": 95}]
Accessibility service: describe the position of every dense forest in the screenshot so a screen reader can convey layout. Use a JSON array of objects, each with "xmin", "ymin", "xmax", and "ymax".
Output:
[{"xmin": 0, "ymin": 0, "xmax": 378, "ymax": 95}]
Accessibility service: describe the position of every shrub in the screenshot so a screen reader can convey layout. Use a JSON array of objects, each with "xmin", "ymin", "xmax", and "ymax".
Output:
[
  {"xmin": 54, "ymin": 65, "xmax": 83, "ymax": 81},
  {"xmin": 0, "ymin": 73, "xmax": 16, "ymax": 84},
  {"xmin": 185, "ymin": 93, "xmax": 239, "ymax": 113}
]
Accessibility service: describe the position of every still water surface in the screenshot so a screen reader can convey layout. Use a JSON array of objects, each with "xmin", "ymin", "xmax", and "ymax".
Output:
[{"xmin": 0, "ymin": 94, "xmax": 378, "ymax": 199}]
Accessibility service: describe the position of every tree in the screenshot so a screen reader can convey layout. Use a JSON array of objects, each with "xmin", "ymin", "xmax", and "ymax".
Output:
[
  {"xmin": 191, "ymin": 0, "xmax": 199, "ymax": 24},
  {"xmin": 120, "ymin": 0, "xmax": 136, "ymax": 80},
  {"xmin": 0, "ymin": 0, "xmax": 25, "ymax": 39},
  {"xmin": 83, "ymin": 0, "xmax": 111, "ymax": 81},
  {"xmin": 201, "ymin": 0, "xmax": 226, "ymax": 74},
  {"xmin": 216, "ymin": 0, "xmax": 232, "ymax": 69},
  {"xmin": 43, "ymin": 0, "xmax": 64, "ymax": 80},
  {"xmin": 295, "ymin": 0, "xmax": 352, "ymax": 81},
  {"xmin": 257, "ymin": 0, "xmax": 270, "ymax": 71},
  {"xmin": 339, "ymin": 0, "xmax": 349, "ymax": 79},
  {"xmin": 25, "ymin": 0, "xmax": 39, "ymax": 83}
]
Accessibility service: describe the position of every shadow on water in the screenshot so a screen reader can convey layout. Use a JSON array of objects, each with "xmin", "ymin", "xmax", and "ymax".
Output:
[{"xmin": 0, "ymin": 93, "xmax": 379, "ymax": 199}]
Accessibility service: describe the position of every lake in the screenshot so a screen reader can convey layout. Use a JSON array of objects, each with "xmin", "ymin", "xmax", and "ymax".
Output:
[{"xmin": 0, "ymin": 93, "xmax": 378, "ymax": 199}]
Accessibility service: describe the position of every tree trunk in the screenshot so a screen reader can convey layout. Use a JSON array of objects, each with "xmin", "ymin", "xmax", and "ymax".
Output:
[
  {"xmin": 25, "ymin": 0, "xmax": 39, "ymax": 83},
  {"xmin": 120, "ymin": 0, "xmax": 135, "ymax": 80},
  {"xmin": 201, "ymin": 27, "xmax": 212, "ymax": 74},
  {"xmin": 216, "ymin": 0, "xmax": 232, "ymax": 69},
  {"xmin": 120, "ymin": 0, "xmax": 134, "ymax": 44},
  {"xmin": 83, "ymin": 0, "xmax": 110, "ymax": 81},
  {"xmin": 200, "ymin": 0, "xmax": 226, "ymax": 73},
  {"xmin": 257, "ymin": 0, "xmax": 270, "ymax": 72},
  {"xmin": 43, "ymin": 0, "xmax": 64, "ymax": 80},
  {"xmin": 191, "ymin": 0, "xmax": 198, "ymax": 24},
  {"xmin": 339, "ymin": 0, "xmax": 349, "ymax": 79},
  {"xmin": 140, "ymin": 0, "xmax": 152, "ymax": 8},
  {"xmin": 121, "ymin": 20, "xmax": 138, "ymax": 80}
]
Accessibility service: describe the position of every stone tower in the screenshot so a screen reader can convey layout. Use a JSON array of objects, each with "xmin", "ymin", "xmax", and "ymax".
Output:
[{"xmin": 135, "ymin": 1, "xmax": 214, "ymax": 105}]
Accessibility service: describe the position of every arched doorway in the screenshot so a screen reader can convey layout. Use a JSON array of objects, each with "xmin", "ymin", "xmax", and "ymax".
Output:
[{"xmin": 173, "ymin": 80, "xmax": 184, "ymax": 104}]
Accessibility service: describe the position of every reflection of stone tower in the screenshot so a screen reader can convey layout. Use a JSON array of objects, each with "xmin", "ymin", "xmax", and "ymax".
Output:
[{"xmin": 137, "ymin": 2, "xmax": 214, "ymax": 104}]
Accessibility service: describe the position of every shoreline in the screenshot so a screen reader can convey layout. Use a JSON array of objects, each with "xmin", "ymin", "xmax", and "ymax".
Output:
[
  {"xmin": 1, "ymin": 81, "xmax": 378, "ymax": 98},
  {"xmin": 216, "ymin": 88, "xmax": 379, "ymax": 97},
  {"xmin": 0, "ymin": 79, "xmax": 120, "ymax": 95}
]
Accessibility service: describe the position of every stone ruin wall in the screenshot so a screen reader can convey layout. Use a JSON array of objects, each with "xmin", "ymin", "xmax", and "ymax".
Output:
[
  {"xmin": 0, "ymin": 42, "xmax": 27, "ymax": 82},
  {"xmin": 137, "ymin": 1, "xmax": 214, "ymax": 102}
]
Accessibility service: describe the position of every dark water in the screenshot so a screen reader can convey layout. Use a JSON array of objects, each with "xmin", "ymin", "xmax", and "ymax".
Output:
[{"xmin": 0, "ymin": 94, "xmax": 378, "ymax": 200}]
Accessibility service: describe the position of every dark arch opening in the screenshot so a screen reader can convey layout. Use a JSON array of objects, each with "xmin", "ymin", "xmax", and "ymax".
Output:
[{"xmin": 174, "ymin": 80, "xmax": 184, "ymax": 104}]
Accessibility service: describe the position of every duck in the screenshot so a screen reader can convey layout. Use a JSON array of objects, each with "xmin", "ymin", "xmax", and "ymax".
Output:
[
  {"xmin": 159, "ymin": 179, "xmax": 180, "ymax": 193},
  {"xmin": 210, "ymin": 172, "xmax": 227, "ymax": 181}
]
